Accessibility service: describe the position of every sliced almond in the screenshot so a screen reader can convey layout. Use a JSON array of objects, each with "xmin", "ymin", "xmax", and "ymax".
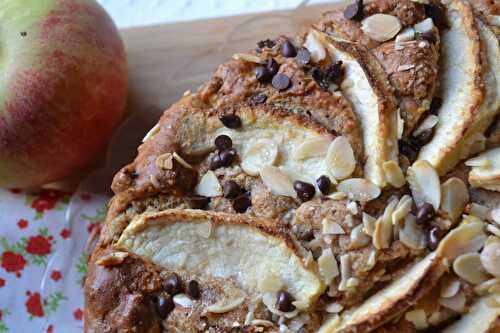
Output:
[
  {"xmin": 172, "ymin": 152, "xmax": 193, "ymax": 169},
  {"xmin": 325, "ymin": 136, "xmax": 356, "ymax": 180},
  {"xmin": 304, "ymin": 31, "xmax": 326, "ymax": 63},
  {"xmin": 337, "ymin": 178, "xmax": 381, "ymax": 202},
  {"xmin": 328, "ymin": 192, "xmax": 347, "ymax": 200},
  {"xmin": 383, "ymin": 161, "xmax": 406, "ymax": 188},
  {"xmin": 241, "ymin": 138, "xmax": 278, "ymax": 176},
  {"xmin": 404, "ymin": 309, "xmax": 428, "ymax": 330},
  {"xmin": 414, "ymin": 18, "xmax": 434, "ymax": 34},
  {"xmin": 96, "ymin": 251, "xmax": 128, "ymax": 266},
  {"xmin": 487, "ymin": 224, "xmax": 500, "ymax": 237},
  {"xmin": 361, "ymin": 14, "xmax": 402, "ymax": 42},
  {"xmin": 373, "ymin": 217, "xmax": 392, "ymax": 250},
  {"xmin": 437, "ymin": 222, "xmax": 487, "ymax": 261},
  {"xmin": 142, "ymin": 123, "xmax": 160, "ymax": 142},
  {"xmin": 322, "ymin": 219, "xmax": 345, "ymax": 235},
  {"xmin": 474, "ymin": 277, "xmax": 500, "ymax": 296},
  {"xmin": 453, "ymin": 253, "xmax": 490, "ymax": 285},
  {"xmin": 207, "ymin": 293, "xmax": 246, "ymax": 314},
  {"xmin": 465, "ymin": 155, "xmax": 491, "ymax": 168},
  {"xmin": 407, "ymin": 160, "xmax": 441, "ymax": 210},
  {"xmin": 338, "ymin": 254, "xmax": 351, "ymax": 291},
  {"xmin": 440, "ymin": 276, "xmax": 461, "ymax": 298},
  {"xmin": 396, "ymin": 109, "xmax": 404, "ymax": 140},
  {"xmin": 397, "ymin": 64, "xmax": 415, "ymax": 72},
  {"xmin": 195, "ymin": 171, "xmax": 222, "ymax": 197},
  {"xmin": 318, "ymin": 248, "xmax": 340, "ymax": 285},
  {"xmin": 259, "ymin": 166, "xmax": 295, "ymax": 198},
  {"xmin": 413, "ymin": 114, "xmax": 439, "ymax": 137},
  {"xmin": 399, "ymin": 214, "xmax": 427, "ymax": 250},
  {"xmin": 441, "ymin": 178, "xmax": 469, "ymax": 223},
  {"xmin": 468, "ymin": 203, "xmax": 489, "ymax": 220},
  {"xmin": 293, "ymin": 136, "xmax": 331, "ymax": 160},
  {"xmin": 360, "ymin": 250, "xmax": 377, "ymax": 272},
  {"xmin": 362, "ymin": 212, "xmax": 377, "ymax": 236},
  {"xmin": 173, "ymin": 294, "xmax": 194, "ymax": 308},
  {"xmin": 490, "ymin": 208, "xmax": 500, "ymax": 225},
  {"xmin": 395, "ymin": 27, "xmax": 416, "ymax": 45},
  {"xmin": 250, "ymin": 319, "xmax": 274, "ymax": 327},
  {"xmin": 480, "ymin": 242, "xmax": 500, "ymax": 278},
  {"xmin": 325, "ymin": 302, "xmax": 344, "ymax": 314},
  {"xmin": 232, "ymin": 53, "xmax": 265, "ymax": 64},
  {"xmin": 155, "ymin": 153, "xmax": 174, "ymax": 170},
  {"xmin": 350, "ymin": 224, "xmax": 371, "ymax": 249},
  {"xmin": 392, "ymin": 195, "xmax": 413, "ymax": 225},
  {"xmin": 439, "ymin": 290, "xmax": 466, "ymax": 313}
]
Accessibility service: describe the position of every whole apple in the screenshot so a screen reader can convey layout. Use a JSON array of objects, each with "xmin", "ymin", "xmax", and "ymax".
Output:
[{"xmin": 0, "ymin": 0, "xmax": 128, "ymax": 188}]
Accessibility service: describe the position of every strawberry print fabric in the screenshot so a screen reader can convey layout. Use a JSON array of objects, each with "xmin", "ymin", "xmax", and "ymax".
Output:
[{"xmin": 0, "ymin": 188, "xmax": 108, "ymax": 332}]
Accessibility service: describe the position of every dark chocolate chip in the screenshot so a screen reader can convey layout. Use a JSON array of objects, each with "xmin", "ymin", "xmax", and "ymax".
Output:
[
  {"xmin": 215, "ymin": 135, "xmax": 232, "ymax": 151},
  {"xmin": 187, "ymin": 196, "xmax": 210, "ymax": 210},
  {"xmin": 298, "ymin": 229, "xmax": 315, "ymax": 242},
  {"xmin": 233, "ymin": 193, "xmax": 252, "ymax": 213},
  {"xmin": 316, "ymin": 175, "xmax": 332, "ymax": 195},
  {"xmin": 164, "ymin": 273, "xmax": 182, "ymax": 295},
  {"xmin": 420, "ymin": 31, "xmax": 437, "ymax": 43},
  {"xmin": 219, "ymin": 148, "xmax": 237, "ymax": 167},
  {"xmin": 257, "ymin": 39, "xmax": 276, "ymax": 50},
  {"xmin": 416, "ymin": 202, "xmax": 436, "ymax": 225},
  {"xmin": 187, "ymin": 280, "xmax": 201, "ymax": 300},
  {"xmin": 219, "ymin": 114, "xmax": 242, "ymax": 129},
  {"xmin": 282, "ymin": 40, "xmax": 297, "ymax": 58},
  {"xmin": 275, "ymin": 291, "xmax": 296, "ymax": 312},
  {"xmin": 296, "ymin": 47, "xmax": 312, "ymax": 65},
  {"xmin": 428, "ymin": 227, "xmax": 444, "ymax": 251},
  {"xmin": 429, "ymin": 97, "xmax": 443, "ymax": 114},
  {"xmin": 255, "ymin": 66, "xmax": 273, "ymax": 83},
  {"xmin": 312, "ymin": 61, "xmax": 344, "ymax": 91},
  {"xmin": 223, "ymin": 180, "xmax": 244, "ymax": 199},
  {"xmin": 399, "ymin": 141, "xmax": 418, "ymax": 163},
  {"xmin": 293, "ymin": 181, "xmax": 316, "ymax": 202},
  {"xmin": 266, "ymin": 58, "xmax": 280, "ymax": 77},
  {"xmin": 155, "ymin": 296, "xmax": 175, "ymax": 319},
  {"xmin": 343, "ymin": 0, "xmax": 363, "ymax": 21},
  {"xmin": 424, "ymin": 4, "xmax": 448, "ymax": 28},
  {"xmin": 250, "ymin": 93, "xmax": 268, "ymax": 104},
  {"xmin": 210, "ymin": 153, "xmax": 223, "ymax": 170},
  {"xmin": 272, "ymin": 73, "xmax": 291, "ymax": 91},
  {"xmin": 411, "ymin": 128, "xmax": 434, "ymax": 148}
]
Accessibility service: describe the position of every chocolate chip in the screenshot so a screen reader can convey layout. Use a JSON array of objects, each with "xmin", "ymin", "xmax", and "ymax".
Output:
[
  {"xmin": 164, "ymin": 273, "xmax": 182, "ymax": 295},
  {"xmin": 266, "ymin": 58, "xmax": 280, "ymax": 77},
  {"xmin": 399, "ymin": 141, "xmax": 418, "ymax": 163},
  {"xmin": 219, "ymin": 148, "xmax": 237, "ymax": 167},
  {"xmin": 215, "ymin": 135, "xmax": 232, "ymax": 151},
  {"xmin": 187, "ymin": 196, "xmax": 210, "ymax": 210},
  {"xmin": 219, "ymin": 114, "xmax": 241, "ymax": 129},
  {"xmin": 155, "ymin": 296, "xmax": 175, "ymax": 319},
  {"xmin": 233, "ymin": 193, "xmax": 252, "ymax": 213},
  {"xmin": 210, "ymin": 153, "xmax": 223, "ymax": 170},
  {"xmin": 275, "ymin": 291, "xmax": 296, "ymax": 312},
  {"xmin": 316, "ymin": 175, "xmax": 332, "ymax": 195},
  {"xmin": 293, "ymin": 181, "xmax": 316, "ymax": 202},
  {"xmin": 257, "ymin": 39, "xmax": 275, "ymax": 50},
  {"xmin": 250, "ymin": 94, "xmax": 268, "ymax": 104},
  {"xmin": 428, "ymin": 227, "xmax": 444, "ymax": 251},
  {"xmin": 296, "ymin": 47, "xmax": 311, "ymax": 66},
  {"xmin": 416, "ymin": 202, "xmax": 436, "ymax": 225},
  {"xmin": 424, "ymin": 4, "xmax": 448, "ymax": 28},
  {"xmin": 187, "ymin": 280, "xmax": 201, "ymax": 300},
  {"xmin": 411, "ymin": 128, "xmax": 434, "ymax": 147},
  {"xmin": 272, "ymin": 73, "xmax": 291, "ymax": 91},
  {"xmin": 420, "ymin": 31, "xmax": 437, "ymax": 43},
  {"xmin": 312, "ymin": 61, "xmax": 344, "ymax": 91},
  {"xmin": 343, "ymin": 0, "xmax": 363, "ymax": 21},
  {"xmin": 255, "ymin": 66, "xmax": 273, "ymax": 83},
  {"xmin": 223, "ymin": 180, "xmax": 244, "ymax": 199},
  {"xmin": 429, "ymin": 97, "xmax": 443, "ymax": 114},
  {"xmin": 281, "ymin": 40, "xmax": 297, "ymax": 58}
]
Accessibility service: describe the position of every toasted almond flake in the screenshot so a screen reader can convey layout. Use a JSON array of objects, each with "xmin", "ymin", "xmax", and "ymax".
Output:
[
  {"xmin": 413, "ymin": 115, "xmax": 439, "ymax": 137},
  {"xmin": 346, "ymin": 277, "xmax": 360, "ymax": 288},
  {"xmin": 414, "ymin": 18, "xmax": 434, "ymax": 34},
  {"xmin": 480, "ymin": 243, "xmax": 500, "ymax": 278},
  {"xmin": 405, "ymin": 309, "xmax": 428, "ymax": 330},
  {"xmin": 491, "ymin": 208, "xmax": 500, "ymax": 225},
  {"xmin": 260, "ymin": 166, "xmax": 295, "ymax": 198},
  {"xmin": 453, "ymin": 253, "xmax": 490, "ymax": 285},
  {"xmin": 241, "ymin": 138, "xmax": 279, "ymax": 176},
  {"xmin": 396, "ymin": 109, "xmax": 404, "ymax": 139},
  {"xmin": 488, "ymin": 224, "xmax": 500, "ymax": 238},
  {"xmin": 257, "ymin": 272, "xmax": 284, "ymax": 293},
  {"xmin": 293, "ymin": 136, "xmax": 331, "ymax": 160},
  {"xmin": 350, "ymin": 224, "xmax": 371, "ymax": 249},
  {"xmin": 338, "ymin": 254, "xmax": 351, "ymax": 291},
  {"xmin": 411, "ymin": 0, "xmax": 430, "ymax": 4},
  {"xmin": 250, "ymin": 320, "xmax": 275, "ymax": 327},
  {"xmin": 173, "ymin": 294, "xmax": 194, "ymax": 308},
  {"xmin": 437, "ymin": 222, "xmax": 487, "ymax": 261},
  {"xmin": 346, "ymin": 201, "xmax": 359, "ymax": 215},
  {"xmin": 325, "ymin": 136, "xmax": 356, "ymax": 180},
  {"xmin": 304, "ymin": 32, "xmax": 326, "ymax": 63},
  {"xmin": 407, "ymin": 160, "xmax": 441, "ymax": 210},
  {"xmin": 395, "ymin": 27, "xmax": 416, "ymax": 45},
  {"xmin": 440, "ymin": 276, "xmax": 461, "ymax": 298},
  {"xmin": 172, "ymin": 152, "xmax": 193, "ymax": 169},
  {"xmin": 441, "ymin": 178, "xmax": 469, "ymax": 223},
  {"xmin": 360, "ymin": 250, "xmax": 377, "ymax": 272},
  {"xmin": 337, "ymin": 178, "xmax": 381, "ymax": 202},
  {"xmin": 362, "ymin": 212, "xmax": 377, "ymax": 236},
  {"xmin": 439, "ymin": 291, "xmax": 466, "ymax": 313},
  {"xmin": 96, "ymin": 251, "xmax": 128, "ymax": 266},
  {"xmin": 322, "ymin": 218, "xmax": 345, "ymax": 235},
  {"xmin": 465, "ymin": 156, "xmax": 492, "ymax": 168},
  {"xmin": 195, "ymin": 171, "xmax": 222, "ymax": 197},
  {"xmin": 292, "ymin": 300, "xmax": 309, "ymax": 311},
  {"xmin": 328, "ymin": 192, "xmax": 347, "ymax": 200},
  {"xmin": 474, "ymin": 278, "xmax": 500, "ymax": 295},
  {"xmin": 397, "ymin": 64, "xmax": 415, "ymax": 72},
  {"xmin": 373, "ymin": 217, "xmax": 392, "ymax": 249},
  {"xmin": 468, "ymin": 203, "xmax": 490, "ymax": 220},
  {"xmin": 399, "ymin": 214, "xmax": 427, "ymax": 250},
  {"xmin": 208, "ymin": 293, "xmax": 246, "ymax": 314},
  {"xmin": 155, "ymin": 153, "xmax": 174, "ymax": 170},
  {"xmin": 142, "ymin": 123, "xmax": 160, "ymax": 142},
  {"xmin": 325, "ymin": 302, "xmax": 344, "ymax": 314},
  {"xmin": 232, "ymin": 53, "xmax": 265, "ymax": 64},
  {"xmin": 318, "ymin": 248, "xmax": 339, "ymax": 284},
  {"xmin": 393, "ymin": 195, "xmax": 413, "ymax": 225},
  {"xmin": 383, "ymin": 161, "xmax": 406, "ymax": 188},
  {"xmin": 362, "ymin": 14, "xmax": 402, "ymax": 42}
]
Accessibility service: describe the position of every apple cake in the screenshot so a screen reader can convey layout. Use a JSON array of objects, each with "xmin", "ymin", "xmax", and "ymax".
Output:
[{"xmin": 84, "ymin": 0, "xmax": 500, "ymax": 332}]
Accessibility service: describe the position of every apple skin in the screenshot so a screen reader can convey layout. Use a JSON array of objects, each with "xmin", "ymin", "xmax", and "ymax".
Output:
[{"xmin": 0, "ymin": 0, "xmax": 128, "ymax": 188}]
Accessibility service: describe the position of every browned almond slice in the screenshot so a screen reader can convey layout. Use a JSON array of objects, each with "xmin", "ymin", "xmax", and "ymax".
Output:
[
  {"xmin": 469, "ymin": 147, "xmax": 500, "ymax": 191},
  {"xmin": 116, "ymin": 209, "xmax": 325, "ymax": 307},
  {"xmin": 442, "ymin": 296, "xmax": 500, "ymax": 333}
]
